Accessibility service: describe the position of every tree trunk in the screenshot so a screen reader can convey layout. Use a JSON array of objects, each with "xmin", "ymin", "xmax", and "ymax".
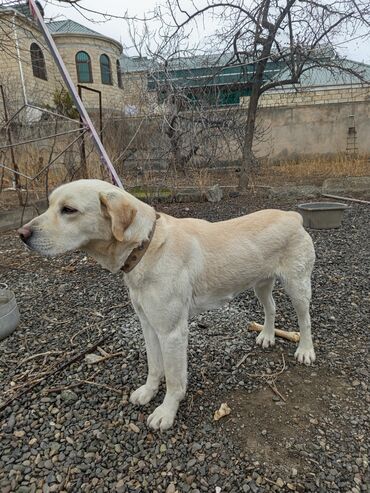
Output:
[{"xmin": 239, "ymin": 83, "xmax": 261, "ymax": 190}]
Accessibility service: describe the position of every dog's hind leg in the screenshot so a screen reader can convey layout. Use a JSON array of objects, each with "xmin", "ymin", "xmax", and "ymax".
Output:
[
  {"xmin": 254, "ymin": 277, "xmax": 276, "ymax": 348},
  {"xmin": 283, "ymin": 274, "xmax": 315, "ymax": 365},
  {"xmin": 280, "ymin": 234, "xmax": 316, "ymax": 365}
]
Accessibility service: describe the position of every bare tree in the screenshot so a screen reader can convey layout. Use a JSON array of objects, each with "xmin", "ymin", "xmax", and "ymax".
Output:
[
  {"xmin": 145, "ymin": 0, "xmax": 370, "ymax": 187},
  {"xmin": 124, "ymin": 19, "xmax": 257, "ymax": 179}
]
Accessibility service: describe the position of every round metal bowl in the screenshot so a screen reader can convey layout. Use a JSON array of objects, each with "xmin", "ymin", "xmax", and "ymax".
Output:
[
  {"xmin": 298, "ymin": 202, "xmax": 348, "ymax": 229},
  {"xmin": 0, "ymin": 285, "xmax": 20, "ymax": 341}
]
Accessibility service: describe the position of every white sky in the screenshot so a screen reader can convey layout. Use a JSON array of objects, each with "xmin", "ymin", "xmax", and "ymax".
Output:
[{"xmin": 43, "ymin": 0, "xmax": 370, "ymax": 64}]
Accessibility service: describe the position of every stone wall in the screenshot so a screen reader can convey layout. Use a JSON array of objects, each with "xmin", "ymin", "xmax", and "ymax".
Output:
[
  {"xmin": 0, "ymin": 11, "xmax": 62, "ymax": 123},
  {"xmin": 241, "ymin": 85, "xmax": 370, "ymax": 108},
  {"xmin": 0, "ymin": 11, "xmax": 125, "ymax": 125},
  {"xmin": 54, "ymin": 33, "xmax": 124, "ymax": 113}
]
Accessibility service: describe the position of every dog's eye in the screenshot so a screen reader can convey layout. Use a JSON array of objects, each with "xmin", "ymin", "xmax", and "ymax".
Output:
[{"xmin": 61, "ymin": 206, "xmax": 78, "ymax": 215}]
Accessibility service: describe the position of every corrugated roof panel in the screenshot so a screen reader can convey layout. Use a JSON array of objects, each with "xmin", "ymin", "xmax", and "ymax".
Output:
[
  {"xmin": 276, "ymin": 60, "xmax": 370, "ymax": 88},
  {"xmin": 124, "ymin": 52, "xmax": 370, "ymax": 91}
]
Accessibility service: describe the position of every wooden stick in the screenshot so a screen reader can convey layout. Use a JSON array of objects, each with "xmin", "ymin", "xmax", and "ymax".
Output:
[
  {"xmin": 248, "ymin": 322, "xmax": 300, "ymax": 343},
  {"xmin": 322, "ymin": 193, "xmax": 370, "ymax": 205},
  {"xmin": 266, "ymin": 380, "xmax": 286, "ymax": 402},
  {"xmin": 16, "ymin": 350, "xmax": 65, "ymax": 368},
  {"xmin": 235, "ymin": 352, "xmax": 252, "ymax": 369},
  {"xmin": 85, "ymin": 351, "xmax": 124, "ymax": 364}
]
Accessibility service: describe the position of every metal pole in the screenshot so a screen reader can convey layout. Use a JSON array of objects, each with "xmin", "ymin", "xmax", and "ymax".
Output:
[
  {"xmin": 28, "ymin": 0, "xmax": 123, "ymax": 188},
  {"xmin": 77, "ymin": 84, "xmax": 104, "ymax": 143},
  {"xmin": 0, "ymin": 104, "xmax": 26, "ymax": 132},
  {"xmin": 0, "ymin": 127, "xmax": 87, "ymax": 151},
  {"xmin": 77, "ymin": 85, "xmax": 87, "ymax": 179},
  {"xmin": 28, "ymin": 104, "xmax": 82, "ymax": 124},
  {"xmin": 99, "ymin": 90, "xmax": 103, "ymax": 144}
]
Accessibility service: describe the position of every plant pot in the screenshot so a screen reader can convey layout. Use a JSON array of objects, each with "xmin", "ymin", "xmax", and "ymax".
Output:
[
  {"xmin": 298, "ymin": 202, "xmax": 348, "ymax": 229},
  {"xmin": 0, "ymin": 285, "xmax": 20, "ymax": 341}
]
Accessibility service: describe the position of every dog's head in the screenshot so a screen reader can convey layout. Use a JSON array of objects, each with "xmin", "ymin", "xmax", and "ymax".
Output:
[{"xmin": 18, "ymin": 179, "xmax": 153, "ymax": 270}]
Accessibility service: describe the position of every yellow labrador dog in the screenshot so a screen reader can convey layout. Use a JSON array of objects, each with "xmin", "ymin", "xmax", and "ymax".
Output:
[{"xmin": 18, "ymin": 179, "xmax": 316, "ymax": 431}]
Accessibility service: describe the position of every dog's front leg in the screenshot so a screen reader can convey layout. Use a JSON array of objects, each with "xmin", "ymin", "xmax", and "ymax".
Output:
[
  {"xmin": 147, "ymin": 319, "xmax": 188, "ymax": 431},
  {"xmin": 130, "ymin": 308, "xmax": 164, "ymax": 406}
]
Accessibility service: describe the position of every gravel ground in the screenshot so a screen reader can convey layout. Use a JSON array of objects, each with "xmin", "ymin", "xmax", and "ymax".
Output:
[{"xmin": 0, "ymin": 195, "xmax": 369, "ymax": 493}]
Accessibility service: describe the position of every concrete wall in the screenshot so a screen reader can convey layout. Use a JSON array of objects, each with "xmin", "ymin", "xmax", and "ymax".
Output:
[
  {"xmin": 241, "ymin": 85, "xmax": 370, "ymax": 157},
  {"xmin": 254, "ymin": 99, "xmax": 370, "ymax": 158}
]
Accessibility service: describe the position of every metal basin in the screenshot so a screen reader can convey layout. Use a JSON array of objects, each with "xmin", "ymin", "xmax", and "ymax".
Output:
[
  {"xmin": 298, "ymin": 202, "xmax": 348, "ymax": 229},
  {"xmin": 0, "ymin": 285, "xmax": 20, "ymax": 341}
]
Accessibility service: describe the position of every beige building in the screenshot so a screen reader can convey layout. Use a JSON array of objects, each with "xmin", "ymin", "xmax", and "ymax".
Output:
[{"xmin": 0, "ymin": 2, "xmax": 124, "ymax": 124}]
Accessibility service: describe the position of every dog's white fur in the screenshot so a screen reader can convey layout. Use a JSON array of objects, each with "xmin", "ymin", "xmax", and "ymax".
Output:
[{"xmin": 21, "ymin": 179, "xmax": 316, "ymax": 430}]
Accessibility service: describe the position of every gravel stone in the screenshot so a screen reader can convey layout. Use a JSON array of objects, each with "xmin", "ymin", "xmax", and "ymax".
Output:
[{"xmin": 1, "ymin": 195, "xmax": 369, "ymax": 493}]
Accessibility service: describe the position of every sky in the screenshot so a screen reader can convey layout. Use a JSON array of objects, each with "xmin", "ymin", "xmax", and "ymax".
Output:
[{"xmin": 42, "ymin": 0, "xmax": 370, "ymax": 64}]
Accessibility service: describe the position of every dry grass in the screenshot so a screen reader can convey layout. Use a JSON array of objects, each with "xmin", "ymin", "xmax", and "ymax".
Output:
[
  {"xmin": 1, "ymin": 152, "xmax": 368, "ymax": 210},
  {"xmin": 257, "ymin": 154, "xmax": 369, "ymax": 186},
  {"xmin": 191, "ymin": 167, "xmax": 213, "ymax": 191}
]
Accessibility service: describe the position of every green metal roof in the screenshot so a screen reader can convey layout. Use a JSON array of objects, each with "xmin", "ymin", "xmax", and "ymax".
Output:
[
  {"xmin": 148, "ymin": 63, "xmax": 283, "ymax": 90},
  {"xmin": 46, "ymin": 19, "xmax": 102, "ymax": 37},
  {"xmin": 120, "ymin": 55, "xmax": 154, "ymax": 72},
  {"xmin": 46, "ymin": 18, "xmax": 123, "ymax": 51},
  {"xmin": 279, "ymin": 60, "xmax": 370, "ymax": 87},
  {"xmin": 122, "ymin": 52, "xmax": 370, "ymax": 89}
]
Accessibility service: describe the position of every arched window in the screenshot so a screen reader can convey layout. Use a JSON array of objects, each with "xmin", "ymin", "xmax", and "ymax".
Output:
[
  {"xmin": 116, "ymin": 59, "xmax": 123, "ymax": 89},
  {"xmin": 100, "ymin": 54, "xmax": 112, "ymax": 85},
  {"xmin": 76, "ymin": 51, "xmax": 93, "ymax": 83},
  {"xmin": 30, "ymin": 43, "xmax": 47, "ymax": 80}
]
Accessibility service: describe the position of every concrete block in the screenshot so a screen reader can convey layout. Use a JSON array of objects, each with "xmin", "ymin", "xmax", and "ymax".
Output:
[
  {"xmin": 322, "ymin": 176, "xmax": 370, "ymax": 195},
  {"xmin": 206, "ymin": 184, "xmax": 223, "ymax": 203},
  {"xmin": 175, "ymin": 191, "xmax": 205, "ymax": 203}
]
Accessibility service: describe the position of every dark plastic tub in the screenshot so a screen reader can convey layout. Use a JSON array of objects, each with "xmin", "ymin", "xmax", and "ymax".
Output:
[{"xmin": 298, "ymin": 202, "xmax": 348, "ymax": 229}]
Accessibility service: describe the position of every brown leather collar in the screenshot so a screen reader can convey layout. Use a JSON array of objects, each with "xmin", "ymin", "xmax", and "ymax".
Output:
[{"xmin": 121, "ymin": 214, "xmax": 160, "ymax": 274}]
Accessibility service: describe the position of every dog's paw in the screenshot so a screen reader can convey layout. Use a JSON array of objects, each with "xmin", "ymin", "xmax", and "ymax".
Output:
[
  {"xmin": 147, "ymin": 404, "xmax": 175, "ymax": 431},
  {"xmin": 256, "ymin": 329, "xmax": 275, "ymax": 348},
  {"xmin": 130, "ymin": 385, "xmax": 158, "ymax": 406},
  {"xmin": 295, "ymin": 346, "xmax": 316, "ymax": 365}
]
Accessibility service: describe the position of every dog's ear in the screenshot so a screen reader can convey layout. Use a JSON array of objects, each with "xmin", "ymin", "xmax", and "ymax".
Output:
[{"xmin": 99, "ymin": 192, "xmax": 137, "ymax": 242}]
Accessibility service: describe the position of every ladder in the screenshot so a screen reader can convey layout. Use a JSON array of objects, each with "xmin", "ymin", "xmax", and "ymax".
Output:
[{"xmin": 346, "ymin": 115, "xmax": 358, "ymax": 155}]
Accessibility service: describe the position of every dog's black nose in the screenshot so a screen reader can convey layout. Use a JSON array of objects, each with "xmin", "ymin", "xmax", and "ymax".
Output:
[{"xmin": 18, "ymin": 226, "xmax": 32, "ymax": 243}]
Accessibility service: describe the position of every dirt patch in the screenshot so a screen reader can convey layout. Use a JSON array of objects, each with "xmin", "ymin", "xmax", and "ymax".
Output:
[{"xmin": 219, "ymin": 351, "xmax": 354, "ymax": 475}]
